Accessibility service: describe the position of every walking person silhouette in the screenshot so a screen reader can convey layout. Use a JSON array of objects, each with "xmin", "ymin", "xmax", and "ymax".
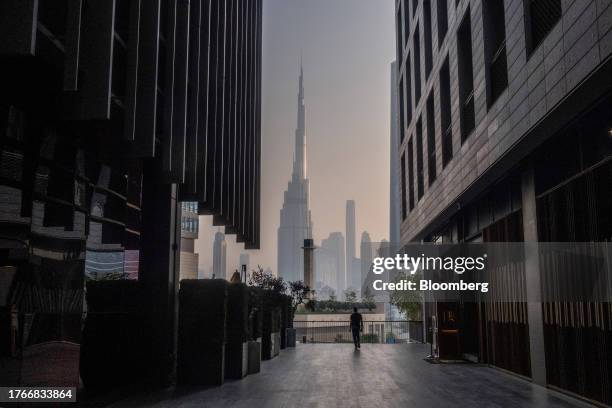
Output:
[{"xmin": 350, "ymin": 307, "xmax": 363, "ymax": 350}]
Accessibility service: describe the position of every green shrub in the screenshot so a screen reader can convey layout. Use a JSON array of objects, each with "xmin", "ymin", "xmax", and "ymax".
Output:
[
  {"xmin": 178, "ymin": 279, "xmax": 228, "ymax": 385},
  {"xmin": 261, "ymin": 290, "xmax": 283, "ymax": 360},
  {"xmin": 225, "ymin": 283, "xmax": 249, "ymax": 379},
  {"xmin": 279, "ymin": 295, "xmax": 292, "ymax": 348},
  {"xmin": 81, "ymin": 280, "xmax": 149, "ymax": 387},
  {"xmin": 295, "ymin": 299, "xmax": 376, "ymax": 314},
  {"xmin": 248, "ymin": 287, "xmax": 263, "ymax": 340},
  {"xmin": 226, "ymin": 283, "xmax": 249, "ymax": 342}
]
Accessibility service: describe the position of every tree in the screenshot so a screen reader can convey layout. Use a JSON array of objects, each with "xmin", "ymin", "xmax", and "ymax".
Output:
[
  {"xmin": 389, "ymin": 273, "xmax": 423, "ymax": 320},
  {"xmin": 248, "ymin": 266, "xmax": 286, "ymax": 294},
  {"xmin": 329, "ymin": 290, "xmax": 337, "ymax": 301},
  {"xmin": 344, "ymin": 289, "xmax": 357, "ymax": 303},
  {"xmin": 361, "ymin": 286, "xmax": 375, "ymax": 303},
  {"xmin": 287, "ymin": 280, "xmax": 311, "ymax": 312}
]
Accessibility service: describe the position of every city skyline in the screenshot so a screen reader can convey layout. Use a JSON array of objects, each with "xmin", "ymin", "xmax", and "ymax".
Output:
[{"xmin": 195, "ymin": 0, "xmax": 394, "ymax": 276}]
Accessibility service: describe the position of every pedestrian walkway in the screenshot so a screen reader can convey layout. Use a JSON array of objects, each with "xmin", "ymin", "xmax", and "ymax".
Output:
[{"xmin": 90, "ymin": 344, "xmax": 591, "ymax": 407}]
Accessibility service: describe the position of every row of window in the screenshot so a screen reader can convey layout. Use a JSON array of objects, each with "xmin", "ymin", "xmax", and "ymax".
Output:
[
  {"xmin": 181, "ymin": 201, "xmax": 198, "ymax": 214},
  {"xmin": 181, "ymin": 216, "xmax": 199, "ymax": 233},
  {"xmin": 398, "ymin": 0, "xmax": 562, "ymax": 220}
]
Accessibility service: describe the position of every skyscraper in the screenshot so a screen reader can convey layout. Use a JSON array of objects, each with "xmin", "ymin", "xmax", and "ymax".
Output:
[
  {"xmin": 345, "ymin": 200, "xmax": 358, "ymax": 290},
  {"xmin": 0, "ymin": 0, "xmax": 262, "ymax": 387},
  {"xmin": 395, "ymin": 1, "xmax": 612, "ymax": 403},
  {"xmin": 389, "ymin": 61, "xmax": 400, "ymax": 246},
  {"xmin": 277, "ymin": 62, "xmax": 313, "ymax": 282},
  {"xmin": 360, "ymin": 231, "xmax": 373, "ymax": 291},
  {"xmin": 315, "ymin": 232, "xmax": 345, "ymax": 295},
  {"xmin": 239, "ymin": 253, "xmax": 250, "ymax": 273},
  {"xmin": 213, "ymin": 231, "xmax": 227, "ymax": 280}
]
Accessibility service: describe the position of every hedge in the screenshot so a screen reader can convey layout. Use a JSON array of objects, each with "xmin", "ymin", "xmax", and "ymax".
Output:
[
  {"xmin": 80, "ymin": 280, "xmax": 149, "ymax": 388},
  {"xmin": 177, "ymin": 279, "xmax": 228, "ymax": 385},
  {"xmin": 247, "ymin": 287, "xmax": 263, "ymax": 341},
  {"xmin": 279, "ymin": 295, "xmax": 292, "ymax": 349},
  {"xmin": 261, "ymin": 290, "xmax": 283, "ymax": 360},
  {"xmin": 85, "ymin": 280, "xmax": 143, "ymax": 313},
  {"xmin": 225, "ymin": 283, "xmax": 249, "ymax": 379}
]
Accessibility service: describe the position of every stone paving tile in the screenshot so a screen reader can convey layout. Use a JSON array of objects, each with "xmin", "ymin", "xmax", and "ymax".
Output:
[{"xmin": 91, "ymin": 344, "xmax": 592, "ymax": 408}]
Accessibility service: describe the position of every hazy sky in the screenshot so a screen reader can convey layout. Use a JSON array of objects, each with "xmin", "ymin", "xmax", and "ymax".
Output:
[{"xmin": 196, "ymin": 0, "xmax": 395, "ymax": 276}]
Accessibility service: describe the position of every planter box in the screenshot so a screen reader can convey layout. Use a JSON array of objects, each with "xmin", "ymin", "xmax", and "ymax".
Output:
[
  {"xmin": 225, "ymin": 341, "xmax": 248, "ymax": 379},
  {"xmin": 80, "ymin": 311, "xmax": 148, "ymax": 387},
  {"xmin": 279, "ymin": 295, "xmax": 292, "ymax": 349},
  {"xmin": 225, "ymin": 283, "xmax": 249, "ymax": 379},
  {"xmin": 248, "ymin": 288, "xmax": 263, "ymax": 341},
  {"xmin": 286, "ymin": 328, "xmax": 296, "ymax": 348},
  {"xmin": 261, "ymin": 291, "xmax": 282, "ymax": 360},
  {"xmin": 178, "ymin": 280, "xmax": 228, "ymax": 386},
  {"xmin": 272, "ymin": 332, "xmax": 281, "ymax": 357},
  {"xmin": 81, "ymin": 281, "xmax": 150, "ymax": 388},
  {"xmin": 247, "ymin": 340, "xmax": 261, "ymax": 374}
]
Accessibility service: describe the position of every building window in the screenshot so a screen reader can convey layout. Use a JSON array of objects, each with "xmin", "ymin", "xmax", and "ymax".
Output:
[
  {"xmin": 525, "ymin": 0, "xmax": 561, "ymax": 55},
  {"xmin": 399, "ymin": 77, "xmax": 406, "ymax": 143},
  {"xmin": 413, "ymin": 24, "xmax": 422, "ymax": 104},
  {"xmin": 416, "ymin": 118, "xmax": 424, "ymax": 199},
  {"xmin": 412, "ymin": 0, "xmax": 419, "ymax": 15},
  {"xmin": 408, "ymin": 139, "xmax": 415, "ymax": 210},
  {"xmin": 457, "ymin": 9, "xmax": 475, "ymax": 142},
  {"xmin": 397, "ymin": 5, "xmax": 403, "ymax": 61},
  {"xmin": 406, "ymin": 52, "xmax": 413, "ymax": 125},
  {"xmin": 440, "ymin": 57, "xmax": 453, "ymax": 167},
  {"xmin": 484, "ymin": 0, "xmax": 508, "ymax": 108},
  {"xmin": 437, "ymin": 0, "xmax": 448, "ymax": 49},
  {"xmin": 423, "ymin": 0, "xmax": 433, "ymax": 79},
  {"xmin": 401, "ymin": 153, "xmax": 408, "ymax": 219},
  {"xmin": 426, "ymin": 91, "xmax": 436, "ymax": 184}
]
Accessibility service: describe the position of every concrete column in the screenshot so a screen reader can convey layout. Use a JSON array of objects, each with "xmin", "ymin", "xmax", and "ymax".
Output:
[
  {"xmin": 140, "ymin": 160, "xmax": 182, "ymax": 386},
  {"xmin": 521, "ymin": 162, "xmax": 547, "ymax": 386}
]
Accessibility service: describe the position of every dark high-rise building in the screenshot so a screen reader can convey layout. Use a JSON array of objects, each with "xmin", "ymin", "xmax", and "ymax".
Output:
[
  {"xmin": 345, "ymin": 199, "xmax": 357, "ymax": 290},
  {"xmin": 360, "ymin": 231, "xmax": 372, "ymax": 292},
  {"xmin": 0, "ymin": 0, "xmax": 262, "ymax": 387},
  {"xmin": 315, "ymin": 231, "xmax": 345, "ymax": 296},
  {"xmin": 390, "ymin": 61, "xmax": 401, "ymax": 246},
  {"xmin": 395, "ymin": 0, "xmax": 612, "ymax": 404},
  {"xmin": 277, "ymin": 62, "xmax": 313, "ymax": 282}
]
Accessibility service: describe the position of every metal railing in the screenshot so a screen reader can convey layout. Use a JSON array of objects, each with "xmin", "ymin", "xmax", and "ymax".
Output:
[{"xmin": 293, "ymin": 320, "xmax": 424, "ymax": 344}]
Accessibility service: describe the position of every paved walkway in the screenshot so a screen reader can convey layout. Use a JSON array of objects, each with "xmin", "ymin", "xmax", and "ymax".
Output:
[{"xmin": 90, "ymin": 344, "xmax": 591, "ymax": 408}]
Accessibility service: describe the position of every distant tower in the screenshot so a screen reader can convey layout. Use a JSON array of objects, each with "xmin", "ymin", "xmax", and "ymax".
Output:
[
  {"xmin": 360, "ymin": 231, "xmax": 373, "ymax": 291},
  {"xmin": 302, "ymin": 238, "xmax": 316, "ymax": 290},
  {"xmin": 277, "ymin": 60, "xmax": 314, "ymax": 282},
  {"xmin": 345, "ymin": 200, "xmax": 356, "ymax": 289},
  {"xmin": 316, "ymin": 232, "xmax": 345, "ymax": 294},
  {"xmin": 239, "ymin": 253, "xmax": 250, "ymax": 272},
  {"xmin": 390, "ymin": 61, "xmax": 401, "ymax": 246},
  {"xmin": 239, "ymin": 252, "xmax": 250, "ymax": 281},
  {"xmin": 213, "ymin": 230, "xmax": 227, "ymax": 279}
]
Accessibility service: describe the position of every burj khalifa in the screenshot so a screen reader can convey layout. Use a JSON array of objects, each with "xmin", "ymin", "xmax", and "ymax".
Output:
[{"xmin": 277, "ymin": 62, "xmax": 313, "ymax": 282}]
